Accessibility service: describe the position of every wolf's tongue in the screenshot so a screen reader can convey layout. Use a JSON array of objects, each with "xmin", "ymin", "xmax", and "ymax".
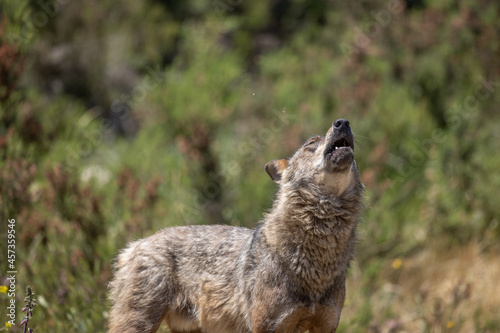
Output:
[{"xmin": 334, "ymin": 139, "xmax": 348, "ymax": 149}]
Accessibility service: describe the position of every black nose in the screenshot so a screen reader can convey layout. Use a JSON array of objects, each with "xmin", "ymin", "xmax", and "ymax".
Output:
[{"xmin": 333, "ymin": 118, "xmax": 350, "ymax": 130}]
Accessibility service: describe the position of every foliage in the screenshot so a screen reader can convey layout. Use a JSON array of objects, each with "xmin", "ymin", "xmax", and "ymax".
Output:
[
  {"xmin": 1, "ymin": 0, "xmax": 499, "ymax": 331},
  {"xmin": 20, "ymin": 286, "xmax": 37, "ymax": 333}
]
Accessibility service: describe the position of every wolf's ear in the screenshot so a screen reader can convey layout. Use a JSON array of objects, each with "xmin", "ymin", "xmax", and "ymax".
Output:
[{"xmin": 265, "ymin": 158, "xmax": 289, "ymax": 184}]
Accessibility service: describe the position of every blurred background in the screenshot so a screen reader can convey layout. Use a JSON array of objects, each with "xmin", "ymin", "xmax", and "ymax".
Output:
[{"xmin": 1, "ymin": 0, "xmax": 499, "ymax": 331}]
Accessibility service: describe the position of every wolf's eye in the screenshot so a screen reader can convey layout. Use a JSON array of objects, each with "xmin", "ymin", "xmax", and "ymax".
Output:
[
  {"xmin": 305, "ymin": 137, "xmax": 320, "ymax": 151},
  {"xmin": 307, "ymin": 137, "xmax": 320, "ymax": 145}
]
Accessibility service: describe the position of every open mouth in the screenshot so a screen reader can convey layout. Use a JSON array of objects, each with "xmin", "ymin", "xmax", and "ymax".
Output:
[{"xmin": 324, "ymin": 136, "xmax": 354, "ymax": 157}]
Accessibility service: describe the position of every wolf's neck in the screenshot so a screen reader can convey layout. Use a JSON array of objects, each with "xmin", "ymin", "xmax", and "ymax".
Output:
[{"xmin": 262, "ymin": 183, "xmax": 363, "ymax": 294}]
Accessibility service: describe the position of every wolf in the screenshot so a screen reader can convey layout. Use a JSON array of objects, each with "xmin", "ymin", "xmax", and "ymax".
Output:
[{"xmin": 108, "ymin": 118, "xmax": 364, "ymax": 333}]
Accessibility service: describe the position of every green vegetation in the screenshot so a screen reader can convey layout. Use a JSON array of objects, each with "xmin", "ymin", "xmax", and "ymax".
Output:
[{"xmin": 1, "ymin": 0, "xmax": 499, "ymax": 331}]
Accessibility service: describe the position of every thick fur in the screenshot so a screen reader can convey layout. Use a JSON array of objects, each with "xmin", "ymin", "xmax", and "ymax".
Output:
[{"xmin": 109, "ymin": 120, "xmax": 364, "ymax": 333}]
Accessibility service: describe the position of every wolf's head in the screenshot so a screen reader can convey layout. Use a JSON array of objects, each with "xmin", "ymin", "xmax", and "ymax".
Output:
[{"xmin": 265, "ymin": 119, "xmax": 359, "ymax": 196}]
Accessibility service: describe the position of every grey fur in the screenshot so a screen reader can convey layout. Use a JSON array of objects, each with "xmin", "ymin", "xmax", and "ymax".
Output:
[{"xmin": 109, "ymin": 120, "xmax": 364, "ymax": 333}]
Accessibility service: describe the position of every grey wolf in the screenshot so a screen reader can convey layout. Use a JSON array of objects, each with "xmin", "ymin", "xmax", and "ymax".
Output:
[{"xmin": 108, "ymin": 118, "xmax": 364, "ymax": 333}]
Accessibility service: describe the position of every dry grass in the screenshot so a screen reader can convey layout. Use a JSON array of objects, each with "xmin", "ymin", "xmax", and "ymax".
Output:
[{"xmin": 343, "ymin": 242, "xmax": 500, "ymax": 332}]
